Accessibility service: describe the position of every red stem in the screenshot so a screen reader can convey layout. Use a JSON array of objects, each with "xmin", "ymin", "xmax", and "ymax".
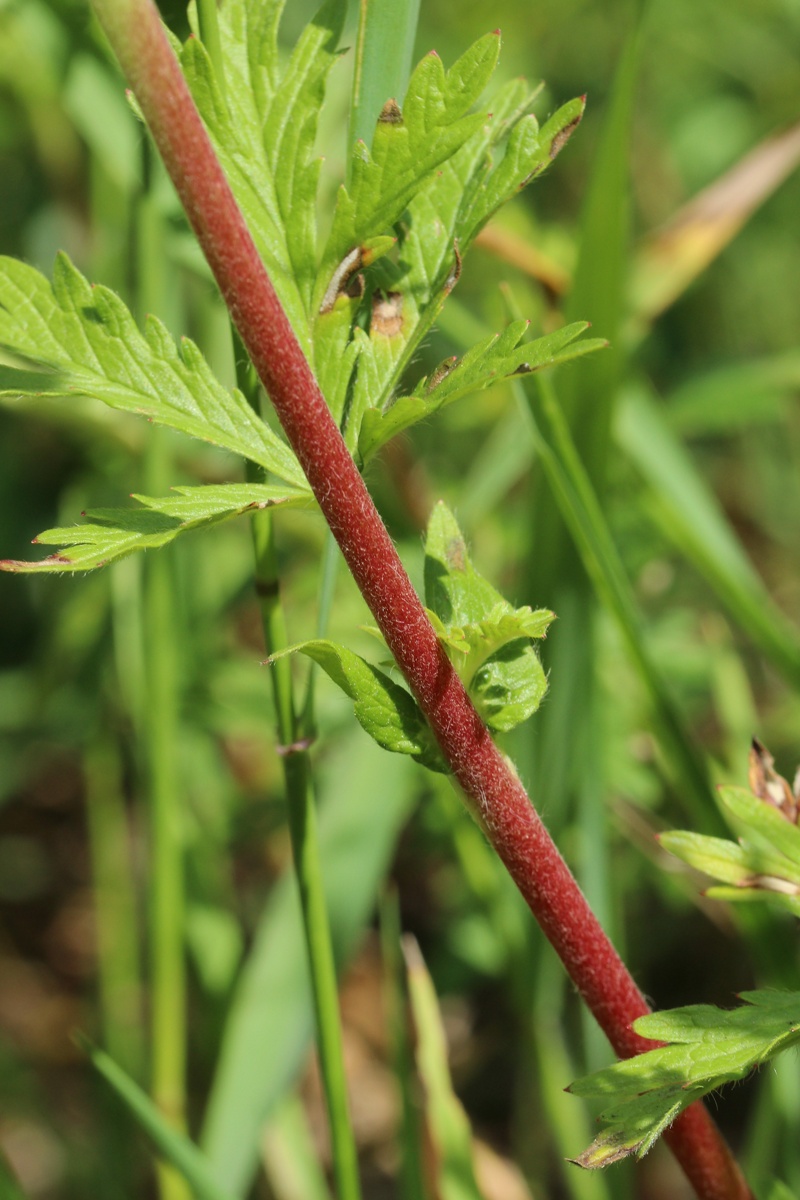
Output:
[{"xmin": 91, "ymin": 3, "xmax": 751, "ymax": 1197}]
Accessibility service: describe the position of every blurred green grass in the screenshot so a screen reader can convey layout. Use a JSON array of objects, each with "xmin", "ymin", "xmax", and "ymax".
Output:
[{"xmin": 1, "ymin": 0, "xmax": 800, "ymax": 1197}]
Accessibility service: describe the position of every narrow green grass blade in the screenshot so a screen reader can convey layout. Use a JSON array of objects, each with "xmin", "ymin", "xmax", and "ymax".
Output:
[
  {"xmin": 532, "ymin": 955, "xmax": 614, "ymax": 1200},
  {"xmin": 82, "ymin": 1040, "xmax": 236, "ymax": 1200},
  {"xmin": 380, "ymin": 892, "xmax": 426, "ymax": 1200},
  {"xmin": 617, "ymin": 386, "xmax": 800, "ymax": 689},
  {"xmin": 559, "ymin": 24, "xmax": 641, "ymax": 481},
  {"xmin": 261, "ymin": 1096, "xmax": 333, "ymax": 1200},
  {"xmin": 456, "ymin": 404, "xmax": 534, "ymax": 528},
  {"xmin": 665, "ymin": 351, "xmax": 800, "ymax": 438},
  {"xmin": 404, "ymin": 937, "xmax": 483, "ymax": 1200},
  {"xmin": 201, "ymin": 734, "xmax": 415, "ymax": 1197},
  {"xmin": 349, "ymin": 0, "xmax": 421, "ymax": 157},
  {"xmin": 519, "ymin": 375, "xmax": 718, "ymax": 831}
]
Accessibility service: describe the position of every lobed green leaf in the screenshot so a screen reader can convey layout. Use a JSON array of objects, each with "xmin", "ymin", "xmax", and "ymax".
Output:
[
  {"xmin": 423, "ymin": 502, "xmax": 552, "ymax": 732},
  {"xmin": 0, "ymin": 484, "xmax": 312, "ymax": 573},
  {"xmin": 659, "ymin": 784, "xmax": 800, "ymax": 914},
  {"xmin": 0, "ymin": 254, "xmax": 305, "ymax": 484},
  {"xmin": 180, "ymin": 0, "xmax": 345, "ymax": 358},
  {"xmin": 570, "ymin": 991, "xmax": 800, "ymax": 1168},
  {"xmin": 359, "ymin": 321, "xmax": 603, "ymax": 463},
  {"xmin": 269, "ymin": 639, "xmax": 447, "ymax": 772}
]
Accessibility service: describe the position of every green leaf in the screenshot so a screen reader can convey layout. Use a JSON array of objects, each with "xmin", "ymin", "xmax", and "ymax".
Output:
[
  {"xmin": 617, "ymin": 385, "xmax": 800, "ymax": 690},
  {"xmin": 404, "ymin": 937, "xmax": 484, "ymax": 1200},
  {"xmin": 718, "ymin": 786, "xmax": 800, "ymax": 870},
  {"xmin": 358, "ymin": 320, "xmax": 603, "ymax": 463},
  {"xmin": 659, "ymin": 785, "xmax": 800, "ymax": 915},
  {"xmin": 0, "ymin": 483, "xmax": 312, "ymax": 573},
  {"xmin": 180, "ymin": 0, "xmax": 345, "ymax": 357},
  {"xmin": 569, "ymin": 991, "xmax": 800, "ymax": 1168},
  {"xmin": 423, "ymin": 502, "xmax": 552, "ymax": 733},
  {"xmin": 270, "ymin": 639, "xmax": 447, "ymax": 772},
  {"xmin": 318, "ymin": 32, "xmax": 500, "ymax": 301},
  {"xmin": 344, "ymin": 90, "xmax": 590, "ymax": 453},
  {"xmin": 0, "ymin": 254, "xmax": 305, "ymax": 485},
  {"xmin": 82, "ymin": 1039, "xmax": 237, "ymax": 1200}
]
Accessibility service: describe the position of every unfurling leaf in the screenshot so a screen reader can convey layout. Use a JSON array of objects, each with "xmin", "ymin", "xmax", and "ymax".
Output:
[
  {"xmin": 0, "ymin": 484, "xmax": 313, "ymax": 573},
  {"xmin": 424, "ymin": 502, "xmax": 553, "ymax": 732},
  {"xmin": 268, "ymin": 639, "xmax": 447, "ymax": 773}
]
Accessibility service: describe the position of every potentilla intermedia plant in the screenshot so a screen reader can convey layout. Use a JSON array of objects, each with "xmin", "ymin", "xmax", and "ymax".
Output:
[{"xmin": 0, "ymin": 1, "xmax": 760, "ymax": 1198}]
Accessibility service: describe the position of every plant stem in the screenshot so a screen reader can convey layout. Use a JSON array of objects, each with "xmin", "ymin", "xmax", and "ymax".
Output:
[
  {"xmin": 84, "ymin": 737, "xmax": 145, "ymax": 1078},
  {"xmin": 248, "ymin": 499, "xmax": 361, "ymax": 1200},
  {"xmin": 142, "ymin": 516, "xmax": 189, "ymax": 1200},
  {"xmin": 237, "ymin": 331, "xmax": 360, "ymax": 1199},
  {"xmin": 89, "ymin": 4, "xmax": 753, "ymax": 1197},
  {"xmin": 137, "ymin": 162, "xmax": 189, "ymax": 1200}
]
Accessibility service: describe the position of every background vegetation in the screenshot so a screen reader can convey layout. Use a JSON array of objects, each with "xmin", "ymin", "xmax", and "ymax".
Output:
[{"xmin": 1, "ymin": 0, "xmax": 800, "ymax": 1196}]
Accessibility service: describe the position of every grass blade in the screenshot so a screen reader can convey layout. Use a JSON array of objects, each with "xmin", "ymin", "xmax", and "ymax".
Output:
[
  {"xmin": 82, "ymin": 1040, "xmax": 237, "ymax": 1200},
  {"xmin": 631, "ymin": 123, "xmax": 800, "ymax": 327},
  {"xmin": 518, "ymin": 374, "xmax": 718, "ymax": 831},
  {"xmin": 617, "ymin": 385, "xmax": 800, "ymax": 689},
  {"xmin": 201, "ymin": 733, "xmax": 416, "ymax": 1196},
  {"xmin": 350, "ymin": 0, "xmax": 421, "ymax": 158},
  {"xmin": 403, "ymin": 936, "xmax": 484, "ymax": 1200}
]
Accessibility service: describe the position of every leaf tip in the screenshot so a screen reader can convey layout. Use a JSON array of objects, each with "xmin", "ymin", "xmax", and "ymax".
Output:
[{"xmin": 549, "ymin": 108, "xmax": 584, "ymax": 159}]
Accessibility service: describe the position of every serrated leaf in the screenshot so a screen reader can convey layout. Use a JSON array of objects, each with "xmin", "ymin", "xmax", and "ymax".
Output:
[
  {"xmin": 0, "ymin": 254, "xmax": 305, "ymax": 484},
  {"xmin": 340, "ymin": 88, "xmax": 586, "ymax": 446},
  {"xmin": 342, "ymin": 89, "xmax": 586, "ymax": 450},
  {"xmin": 314, "ymin": 35, "xmax": 507, "ymax": 426},
  {"xmin": 318, "ymin": 33, "xmax": 500, "ymax": 303},
  {"xmin": 180, "ymin": 0, "xmax": 345, "ymax": 358},
  {"xmin": 270, "ymin": 639, "xmax": 448, "ymax": 773},
  {"xmin": 658, "ymin": 830, "xmax": 768, "ymax": 885},
  {"xmin": 569, "ymin": 991, "xmax": 800, "ymax": 1168},
  {"xmin": 423, "ymin": 502, "xmax": 552, "ymax": 732},
  {"xmin": 0, "ymin": 483, "xmax": 312, "ymax": 573},
  {"xmin": 358, "ymin": 321, "xmax": 603, "ymax": 462}
]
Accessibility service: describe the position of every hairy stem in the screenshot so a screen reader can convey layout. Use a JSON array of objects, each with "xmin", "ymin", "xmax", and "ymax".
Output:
[{"xmin": 89, "ymin": 2, "xmax": 752, "ymax": 1197}]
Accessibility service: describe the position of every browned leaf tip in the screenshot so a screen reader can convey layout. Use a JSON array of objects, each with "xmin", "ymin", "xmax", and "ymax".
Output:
[{"xmin": 748, "ymin": 737, "xmax": 799, "ymax": 823}]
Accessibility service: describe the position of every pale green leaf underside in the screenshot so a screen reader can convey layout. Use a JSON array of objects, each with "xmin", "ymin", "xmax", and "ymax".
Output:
[
  {"xmin": 0, "ymin": 254, "xmax": 305, "ymax": 486},
  {"xmin": 270, "ymin": 639, "xmax": 447, "ymax": 773},
  {"xmin": 569, "ymin": 990, "xmax": 800, "ymax": 1168},
  {"xmin": 424, "ymin": 502, "xmax": 552, "ymax": 732},
  {"xmin": 0, "ymin": 484, "xmax": 311, "ymax": 573},
  {"xmin": 660, "ymin": 785, "xmax": 800, "ymax": 915}
]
